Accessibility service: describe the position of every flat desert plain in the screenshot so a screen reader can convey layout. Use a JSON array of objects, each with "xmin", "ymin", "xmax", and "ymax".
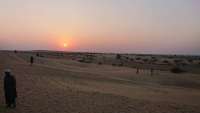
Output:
[{"xmin": 0, "ymin": 51, "xmax": 200, "ymax": 113}]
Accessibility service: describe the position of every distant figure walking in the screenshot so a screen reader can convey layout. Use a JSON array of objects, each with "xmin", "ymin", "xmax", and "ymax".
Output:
[
  {"xmin": 4, "ymin": 69, "xmax": 17, "ymax": 108},
  {"xmin": 151, "ymin": 68, "xmax": 154, "ymax": 75},
  {"xmin": 36, "ymin": 53, "xmax": 39, "ymax": 57},
  {"xmin": 137, "ymin": 67, "xmax": 139, "ymax": 74},
  {"xmin": 30, "ymin": 56, "xmax": 34, "ymax": 65}
]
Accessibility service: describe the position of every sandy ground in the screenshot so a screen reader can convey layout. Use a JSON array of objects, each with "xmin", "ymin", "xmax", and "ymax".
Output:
[{"xmin": 0, "ymin": 51, "xmax": 200, "ymax": 113}]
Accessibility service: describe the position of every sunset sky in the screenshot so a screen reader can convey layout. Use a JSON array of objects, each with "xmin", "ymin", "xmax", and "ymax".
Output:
[{"xmin": 0, "ymin": 0, "xmax": 200, "ymax": 55}]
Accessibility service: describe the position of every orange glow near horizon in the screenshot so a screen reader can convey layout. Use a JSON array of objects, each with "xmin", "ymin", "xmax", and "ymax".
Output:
[
  {"xmin": 54, "ymin": 33, "xmax": 74, "ymax": 50},
  {"xmin": 1, "ymin": 1, "xmax": 200, "ymax": 55}
]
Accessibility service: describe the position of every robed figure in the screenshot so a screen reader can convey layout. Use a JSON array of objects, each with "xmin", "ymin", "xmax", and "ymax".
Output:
[{"xmin": 4, "ymin": 69, "xmax": 17, "ymax": 108}]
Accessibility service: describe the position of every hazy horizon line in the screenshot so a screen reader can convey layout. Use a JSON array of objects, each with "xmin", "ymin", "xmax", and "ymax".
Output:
[{"xmin": 0, "ymin": 49, "xmax": 199, "ymax": 56}]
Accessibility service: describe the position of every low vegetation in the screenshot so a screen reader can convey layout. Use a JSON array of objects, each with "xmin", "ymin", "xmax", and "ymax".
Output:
[
  {"xmin": 117, "ymin": 63, "xmax": 123, "ymax": 66},
  {"xmin": 116, "ymin": 54, "xmax": 121, "ymax": 59},
  {"xmin": 78, "ymin": 59, "xmax": 85, "ymax": 62},
  {"xmin": 143, "ymin": 59, "xmax": 148, "ymax": 62},
  {"xmin": 136, "ymin": 57, "xmax": 141, "ymax": 60},
  {"xmin": 112, "ymin": 63, "xmax": 116, "ymax": 66},
  {"xmin": 174, "ymin": 59, "xmax": 180, "ymax": 63},
  {"xmin": 163, "ymin": 60, "xmax": 169, "ymax": 63},
  {"xmin": 151, "ymin": 57, "xmax": 156, "ymax": 60},
  {"xmin": 171, "ymin": 67, "xmax": 186, "ymax": 73},
  {"xmin": 98, "ymin": 62, "xmax": 102, "ymax": 65},
  {"xmin": 188, "ymin": 59, "xmax": 193, "ymax": 62}
]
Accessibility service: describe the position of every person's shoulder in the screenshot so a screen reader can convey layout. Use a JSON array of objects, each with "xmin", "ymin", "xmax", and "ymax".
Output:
[{"xmin": 10, "ymin": 75, "xmax": 15, "ymax": 78}]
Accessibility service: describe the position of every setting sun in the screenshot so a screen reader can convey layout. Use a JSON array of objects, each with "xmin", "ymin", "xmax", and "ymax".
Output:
[{"xmin": 64, "ymin": 44, "xmax": 67, "ymax": 47}]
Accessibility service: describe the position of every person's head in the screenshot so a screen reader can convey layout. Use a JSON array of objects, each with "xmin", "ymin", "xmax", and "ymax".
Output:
[{"xmin": 4, "ymin": 69, "xmax": 11, "ymax": 76}]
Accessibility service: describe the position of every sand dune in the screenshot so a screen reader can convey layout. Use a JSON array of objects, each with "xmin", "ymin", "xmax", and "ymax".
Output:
[{"xmin": 0, "ymin": 51, "xmax": 200, "ymax": 113}]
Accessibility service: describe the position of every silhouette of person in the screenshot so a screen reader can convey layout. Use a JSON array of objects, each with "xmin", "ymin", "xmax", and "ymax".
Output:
[
  {"xmin": 151, "ymin": 68, "xmax": 154, "ymax": 75},
  {"xmin": 30, "ymin": 56, "xmax": 34, "ymax": 65},
  {"xmin": 137, "ymin": 67, "xmax": 139, "ymax": 74},
  {"xmin": 4, "ymin": 69, "xmax": 17, "ymax": 108}
]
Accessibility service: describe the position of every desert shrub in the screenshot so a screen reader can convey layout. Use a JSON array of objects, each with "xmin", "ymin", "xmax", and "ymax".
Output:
[
  {"xmin": 84, "ymin": 61, "xmax": 91, "ymax": 63},
  {"xmin": 90, "ymin": 55, "xmax": 94, "ymax": 57},
  {"xmin": 126, "ymin": 57, "xmax": 129, "ymax": 59},
  {"xmin": 170, "ymin": 67, "xmax": 185, "ymax": 73},
  {"xmin": 116, "ymin": 54, "xmax": 121, "ymax": 59},
  {"xmin": 89, "ymin": 58, "xmax": 94, "ymax": 60},
  {"xmin": 163, "ymin": 60, "xmax": 169, "ymax": 63},
  {"xmin": 152, "ymin": 57, "xmax": 156, "ymax": 59},
  {"xmin": 167, "ymin": 56, "xmax": 171, "ymax": 59},
  {"xmin": 143, "ymin": 59, "xmax": 148, "ymax": 62},
  {"xmin": 182, "ymin": 63, "xmax": 187, "ymax": 65},
  {"xmin": 98, "ymin": 62, "xmax": 102, "ymax": 65},
  {"xmin": 117, "ymin": 63, "xmax": 123, "ymax": 66},
  {"xmin": 188, "ymin": 59, "xmax": 193, "ymax": 62},
  {"xmin": 112, "ymin": 63, "xmax": 116, "ymax": 66},
  {"xmin": 78, "ymin": 59, "xmax": 85, "ymax": 62},
  {"xmin": 151, "ymin": 59, "xmax": 157, "ymax": 62},
  {"xmin": 174, "ymin": 59, "xmax": 180, "ymax": 63},
  {"xmin": 136, "ymin": 57, "xmax": 141, "ymax": 60},
  {"xmin": 72, "ymin": 59, "xmax": 75, "ymax": 60}
]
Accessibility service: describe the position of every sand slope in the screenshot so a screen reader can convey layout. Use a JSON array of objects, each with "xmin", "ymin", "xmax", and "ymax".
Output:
[{"xmin": 0, "ymin": 52, "xmax": 200, "ymax": 113}]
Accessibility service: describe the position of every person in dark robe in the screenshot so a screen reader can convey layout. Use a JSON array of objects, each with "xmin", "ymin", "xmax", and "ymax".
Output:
[
  {"xmin": 137, "ymin": 67, "xmax": 139, "ymax": 74},
  {"xmin": 3, "ymin": 69, "xmax": 17, "ymax": 108},
  {"xmin": 151, "ymin": 68, "xmax": 154, "ymax": 75},
  {"xmin": 30, "ymin": 56, "xmax": 34, "ymax": 65}
]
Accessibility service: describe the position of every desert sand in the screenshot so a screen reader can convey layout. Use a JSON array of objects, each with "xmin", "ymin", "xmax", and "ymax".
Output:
[{"xmin": 0, "ymin": 51, "xmax": 200, "ymax": 113}]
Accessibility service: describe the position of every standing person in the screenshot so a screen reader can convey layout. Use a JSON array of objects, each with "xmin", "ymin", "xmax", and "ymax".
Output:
[
  {"xmin": 3, "ymin": 69, "xmax": 17, "ymax": 108},
  {"xmin": 151, "ymin": 68, "xmax": 154, "ymax": 75},
  {"xmin": 137, "ymin": 67, "xmax": 139, "ymax": 74},
  {"xmin": 30, "ymin": 56, "xmax": 34, "ymax": 65}
]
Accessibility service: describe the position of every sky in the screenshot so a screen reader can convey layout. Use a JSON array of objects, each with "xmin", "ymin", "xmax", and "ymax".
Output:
[{"xmin": 0, "ymin": 0, "xmax": 200, "ymax": 55}]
